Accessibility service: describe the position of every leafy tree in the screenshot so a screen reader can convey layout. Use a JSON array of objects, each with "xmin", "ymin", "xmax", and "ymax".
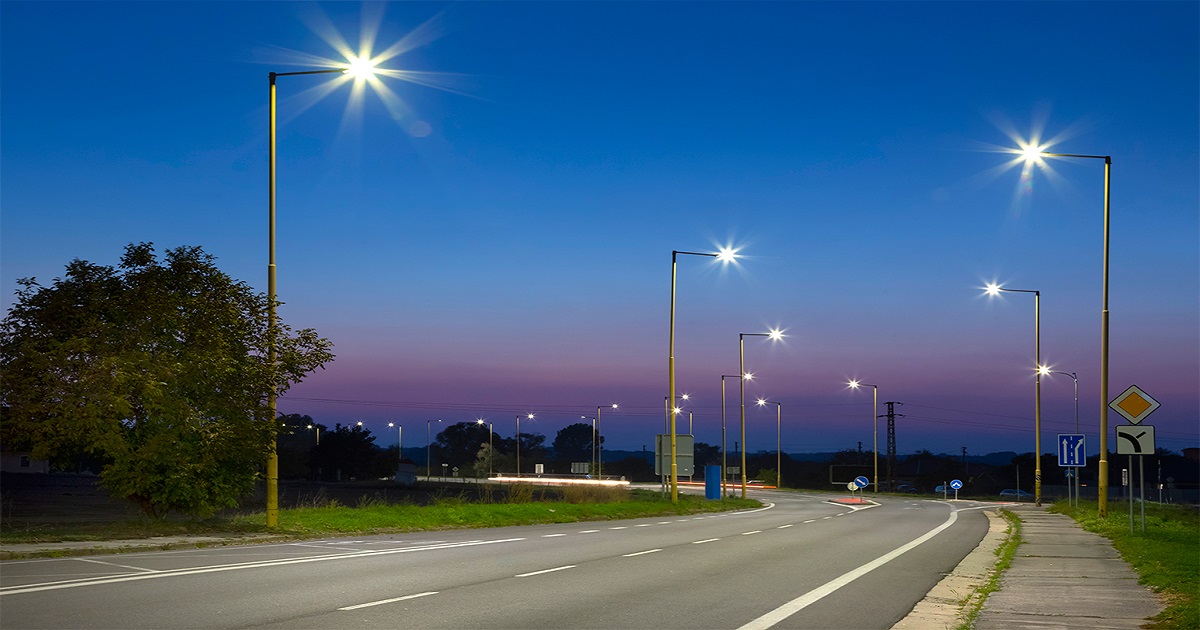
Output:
[
  {"xmin": 552, "ymin": 422, "xmax": 599, "ymax": 464},
  {"xmin": 434, "ymin": 421, "xmax": 492, "ymax": 469},
  {"xmin": 0, "ymin": 243, "xmax": 333, "ymax": 518},
  {"xmin": 311, "ymin": 423, "xmax": 387, "ymax": 481}
]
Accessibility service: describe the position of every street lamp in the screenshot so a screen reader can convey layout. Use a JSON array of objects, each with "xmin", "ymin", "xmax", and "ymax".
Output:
[
  {"xmin": 985, "ymin": 283, "xmax": 1045, "ymax": 506},
  {"xmin": 426, "ymin": 419, "xmax": 442, "ymax": 480},
  {"xmin": 596, "ymin": 404, "xmax": 617, "ymax": 477},
  {"xmin": 720, "ymin": 374, "xmax": 742, "ymax": 496},
  {"xmin": 667, "ymin": 247, "xmax": 738, "ymax": 502},
  {"xmin": 1016, "ymin": 145, "xmax": 1112, "ymax": 516},
  {"xmin": 739, "ymin": 329, "xmax": 784, "ymax": 498},
  {"xmin": 388, "ymin": 422, "xmax": 402, "ymax": 466},
  {"xmin": 306, "ymin": 423, "xmax": 320, "ymax": 445},
  {"xmin": 1048, "ymin": 370, "xmax": 1080, "ymax": 506},
  {"xmin": 516, "ymin": 413, "xmax": 534, "ymax": 478},
  {"xmin": 847, "ymin": 380, "xmax": 879, "ymax": 493},
  {"xmin": 266, "ymin": 63, "xmax": 379, "ymax": 528},
  {"xmin": 756, "ymin": 398, "xmax": 783, "ymax": 489},
  {"xmin": 477, "ymin": 419, "xmax": 492, "ymax": 478}
]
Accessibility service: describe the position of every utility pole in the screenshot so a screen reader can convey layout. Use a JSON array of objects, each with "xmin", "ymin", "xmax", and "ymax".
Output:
[
  {"xmin": 962, "ymin": 446, "xmax": 968, "ymax": 475},
  {"xmin": 883, "ymin": 402, "xmax": 903, "ymax": 490}
]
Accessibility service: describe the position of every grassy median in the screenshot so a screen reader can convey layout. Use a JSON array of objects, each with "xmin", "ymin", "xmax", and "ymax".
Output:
[
  {"xmin": 1, "ymin": 486, "xmax": 760, "ymax": 555},
  {"xmin": 1050, "ymin": 499, "xmax": 1199, "ymax": 630}
]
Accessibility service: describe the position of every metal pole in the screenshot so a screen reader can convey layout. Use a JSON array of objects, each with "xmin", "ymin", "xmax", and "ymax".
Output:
[
  {"xmin": 266, "ymin": 73, "xmax": 279, "ymax": 529},
  {"xmin": 776, "ymin": 403, "xmax": 781, "ymax": 489},
  {"xmin": 721, "ymin": 376, "xmax": 729, "ymax": 497},
  {"xmin": 739, "ymin": 335, "xmax": 747, "ymax": 499},
  {"xmin": 1139, "ymin": 456, "xmax": 1145, "ymax": 532},
  {"xmin": 1099, "ymin": 157, "xmax": 1112, "ymax": 517},
  {"xmin": 872, "ymin": 386, "xmax": 878, "ymax": 494},
  {"xmin": 1034, "ymin": 291, "xmax": 1042, "ymax": 506},
  {"xmin": 668, "ymin": 252, "xmax": 679, "ymax": 502},
  {"xmin": 516, "ymin": 415, "xmax": 521, "ymax": 479}
]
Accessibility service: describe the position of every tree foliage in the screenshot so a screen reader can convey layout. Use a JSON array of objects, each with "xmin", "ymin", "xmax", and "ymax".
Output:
[
  {"xmin": 0, "ymin": 243, "xmax": 334, "ymax": 518},
  {"xmin": 552, "ymin": 422, "xmax": 599, "ymax": 464}
]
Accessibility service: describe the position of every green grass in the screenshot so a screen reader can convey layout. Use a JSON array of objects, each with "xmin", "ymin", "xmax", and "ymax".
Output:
[
  {"xmin": 1, "ymin": 487, "xmax": 759, "ymax": 557},
  {"xmin": 957, "ymin": 508, "xmax": 1023, "ymax": 630},
  {"xmin": 1050, "ymin": 499, "xmax": 1199, "ymax": 630}
]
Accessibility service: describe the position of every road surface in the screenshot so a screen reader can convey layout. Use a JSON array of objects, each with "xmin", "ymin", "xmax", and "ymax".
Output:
[{"xmin": 0, "ymin": 490, "xmax": 990, "ymax": 629}]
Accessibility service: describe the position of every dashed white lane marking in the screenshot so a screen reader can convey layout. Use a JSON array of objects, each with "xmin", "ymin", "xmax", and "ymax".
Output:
[
  {"xmin": 777, "ymin": 524, "xmax": 794, "ymax": 529},
  {"xmin": 636, "ymin": 524, "xmax": 653, "ymax": 527},
  {"xmin": 692, "ymin": 538, "xmax": 720, "ymax": 544},
  {"xmin": 622, "ymin": 549, "xmax": 662, "ymax": 557},
  {"xmin": 656, "ymin": 521, "xmax": 671, "ymax": 525},
  {"xmin": 609, "ymin": 526, "xmax": 628, "ymax": 530},
  {"xmin": 741, "ymin": 531, "xmax": 762, "ymax": 536},
  {"xmin": 74, "ymin": 558, "xmax": 159, "ymax": 573},
  {"xmin": 339, "ymin": 591, "xmax": 437, "ymax": 610},
  {"xmin": 822, "ymin": 516, "xmax": 833, "ymax": 520},
  {"xmin": 516, "ymin": 565, "xmax": 576, "ymax": 578},
  {"xmin": 579, "ymin": 530, "xmax": 599, "ymax": 534},
  {"xmin": 803, "ymin": 519, "xmax": 817, "ymax": 524},
  {"xmin": 541, "ymin": 534, "xmax": 566, "ymax": 538}
]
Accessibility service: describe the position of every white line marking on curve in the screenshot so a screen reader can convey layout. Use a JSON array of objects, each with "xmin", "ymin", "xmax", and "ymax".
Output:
[
  {"xmin": 622, "ymin": 549, "xmax": 661, "ymax": 557},
  {"xmin": 737, "ymin": 509, "xmax": 962, "ymax": 630},
  {"xmin": 338, "ymin": 591, "xmax": 437, "ymax": 610},
  {"xmin": 803, "ymin": 519, "xmax": 816, "ymax": 524},
  {"xmin": 516, "ymin": 565, "xmax": 576, "ymax": 578},
  {"xmin": 73, "ymin": 558, "xmax": 159, "ymax": 573},
  {"xmin": 609, "ymin": 526, "xmax": 628, "ymax": 530}
]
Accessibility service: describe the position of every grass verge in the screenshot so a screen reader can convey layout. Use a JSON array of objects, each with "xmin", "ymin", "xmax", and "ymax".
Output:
[
  {"xmin": 1050, "ymin": 500, "xmax": 1199, "ymax": 630},
  {"xmin": 1, "ymin": 488, "xmax": 760, "ymax": 558},
  {"xmin": 956, "ymin": 508, "xmax": 1022, "ymax": 629}
]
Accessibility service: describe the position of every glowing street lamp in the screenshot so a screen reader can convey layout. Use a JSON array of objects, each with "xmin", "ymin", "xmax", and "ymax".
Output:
[
  {"xmin": 739, "ymin": 328, "xmax": 784, "ymax": 498},
  {"xmin": 668, "ymin": 247, "xmax": 738, "ymax": 502},
  {"xmin": 265, "ymin": 62, "xmax": 380, "ymax": 528},
  {"xmin": 306, "ymin": 423, "xmax": 321, "ymax": 445},
  {"xmin": 1015, "ymin": 144, "xmax": 1113, "ymax": 516},
  {"xmin": 516, "ymin": 413, "xmax": 534, "ymax": 478},
  {"xmin": 847, "ymin": 380, "xmax": 879, "ymax": 493},
  {"xmin": 596, "ymin": 404, "xmax": 617, "ymax": 477},
  {"xmin": 476, "ymin": 419, "xmax": 492, "ymax": 478},
  {"xmin": 756, "ymin": 398, "xmax": 783, "ymax": 489},
  {"xmin": 1047, "ymin": 370, "xmax": 1080, "ymax": 506},
  {"xmin": 719, "ymin": 374, "xmax": 743, "ymax": 496},
  {"xmin": 984, "ymin": 283, "xmax": 1045, "ymax": 505},
  {"xmin": 388, "ymin": 422, "xmax": 403, "ymax": 467}
]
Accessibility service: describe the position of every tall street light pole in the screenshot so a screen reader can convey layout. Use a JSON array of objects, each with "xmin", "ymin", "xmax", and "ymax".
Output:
[
  {"xmin": 266, "ymin": 63, "xmax": 377, "ymax": 528},
  {"xmin": 388, "ymin": 422, "xmax": 402, "ymax": 467},
  {"xmin": 668, "ymin": 248, "xmax": 738, "ymax": 503},
  {"xmin": 426, "ymin": 419, "xmax": 442, "ymax": 481},
  {"xmin": 1018, "ymin": 146, "xmax": 1111, "ymax": 515},
  {"xmin": 1051, "ymin": 370, "xmax": 1080, "ymax": 506},
  {"xmin": 757, "ymin": 399, "xmax": 783, "ymax": 489},
  {"xmin": 596, "ymin": 404, "xmax": 617, "ymax": 477},
  {"xmin": 738, "ymin": 329, "xmax": 784, "ymax": 498},
  {"xmin": 985, "ymin": 283, "xmax": 1045, "ymax": 506},
  {"xmin": 720, "ymin": 374, "xmax": 741, "ymax": 497},
  {"xmin": 516, "ymin": 413, "xmax": 534, "ymax": 478},
  {"xmin": 848, "ymin": 381, "xmax": 879, "ymax": 493}
]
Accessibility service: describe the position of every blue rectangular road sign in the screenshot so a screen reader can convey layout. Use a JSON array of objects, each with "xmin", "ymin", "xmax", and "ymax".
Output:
[{"xmin": 1058, "ymin": 434, "xmax": 1086, "ymax": 467}]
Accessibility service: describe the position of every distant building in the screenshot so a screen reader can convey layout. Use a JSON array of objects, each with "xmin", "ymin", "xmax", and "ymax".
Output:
[{"xmin": 0, "ymin": 452, "xmax": 49, "ymax": 474}]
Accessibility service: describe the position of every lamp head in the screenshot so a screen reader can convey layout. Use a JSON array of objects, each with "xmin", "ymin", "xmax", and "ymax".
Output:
[
  {"xmin": 1037, "ymin": 364, "xmax": 1051, "ymax": 376},
  {"xmin": 527, "ymin": 413, "xmax": 535, "ymax": 420},
  {"xmin": 756, "ymin": 398, "xmax": 767, "ymax": 407},
  {"xmin": 1019, "ymin": 142, "xmax": 1045, "ymax": 164},
  {"xmin": 344, "ymin": 56, "xmax": 378, "ymax": 80},
  {"xmin": 767, "ymin": 328, "xmax": 785, "ymax": 341},
  {"xmin": 356, "ymin": 421, "xmax": 363, "ymax": 426},
  {"xmin": 984, "ymin": 282, "xmax": 1003, "ymax": 296},
  {"xmin": 715, "ymin": 246, "xmax": 739, "ymax": 264},
  {"xmin": 681, "ymin": 393, "xmax": 690, "ymax": 401},
  {"xmin": 611, "ymin": 403, "xmax": 619, "ymax": 409},
  {"xmin": 743, "ymin": 372, "xmax": 754, "ymax": 381},
  {"xmin": 848, "ymin": 380, "xmax": 860, "ymax": 389}
]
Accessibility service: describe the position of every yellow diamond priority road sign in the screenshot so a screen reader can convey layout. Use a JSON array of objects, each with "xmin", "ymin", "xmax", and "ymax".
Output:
[{"xmin": 1109, "ymin": 385, "xmax": 1160, "ymax": 425}]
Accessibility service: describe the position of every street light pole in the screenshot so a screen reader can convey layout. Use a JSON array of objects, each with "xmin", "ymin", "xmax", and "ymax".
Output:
[
  {"xmin": 426, "ymin": 419, "xmax": 441, "ymax": 481},
  {"xmin": 757, "ymin": 399, "xmax": 783, "ymax": 489},
  {"xmin": 266, "ymin": 65, "xmax": 377, "ymax": 528},
  {"xmin": 1019, "ymin": 147, "xmax": 1112, "ymax": 516},
  {"xmin": 848, "ymin": 381, "xmax": 879, "ymax": 493},
  {"xmin": 388, "ymin": 422, "xmax": 402, "ymax": 467},
  {"xmin": 668, "ymin": 248, "xmax": 737, "ymax": 503},
  {"xmin": 985, "ymin": 284, "xmax": 1044, "ymax": 506},
  {"xmin": 1053, "ymin": 371, "xmax": 1080, "ymax": 506},
  {"xmin": 738, "ymin": 329, "xmax": 783, "ymax": 498},
  {"xmin": 516, "ymin": 413, "xmax": 533, "ymax": 478},
  {"xmin": 720, "ymin": 374, "xmax": 740, "ymax": 497},
  {"xmin": 596, "ymin": 404, "xmax": 616, "ymax": 477}
]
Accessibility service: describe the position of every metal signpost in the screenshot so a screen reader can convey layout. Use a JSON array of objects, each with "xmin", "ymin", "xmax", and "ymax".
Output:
[
  {"xmin": 950, "ymin": 479, "xmax": 963, "ymax": 500},
  {"xmin": 853, "ymin": 476, "xmax": 869, "ymax": 500},
  {"xmin": 1110, "ymin": 385, "xmax": 1159, "ymax": 533},
  {"xmin": 1058, "ymin": 433, "xmax": 1086, "ymax": 508}
]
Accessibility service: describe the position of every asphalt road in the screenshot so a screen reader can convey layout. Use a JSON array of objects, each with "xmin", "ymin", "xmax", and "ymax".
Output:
[{"xmin": 0, "ymin": 491, "xmax": 990, "ymax": 629}]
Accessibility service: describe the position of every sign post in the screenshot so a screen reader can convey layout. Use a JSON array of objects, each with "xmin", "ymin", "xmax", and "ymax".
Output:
[
  {"xmin": 950, "ymin": 478, "xmax": 963, "ymax": 500},
  {"xmin": 1110, "ymin": 385, "xmax": 1159, "ymax": 533}
]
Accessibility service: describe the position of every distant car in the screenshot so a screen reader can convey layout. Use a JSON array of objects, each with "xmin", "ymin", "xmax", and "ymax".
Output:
[
  {"xmin": 999, "ymin": 489, "xmax": 1034, "ymax": 501},
  {"xmin": 895, "ymin": 484, "xmax": 918, "ymax": 493},
  {"xmin": 933, "ymin": 485, "xmax": 949, "ymax": 494}
]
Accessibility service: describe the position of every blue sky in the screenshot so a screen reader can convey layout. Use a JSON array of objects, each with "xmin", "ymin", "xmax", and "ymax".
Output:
[{"xmin": 3, "ymin": 1, "xmax": 1197, "ymax": 460}]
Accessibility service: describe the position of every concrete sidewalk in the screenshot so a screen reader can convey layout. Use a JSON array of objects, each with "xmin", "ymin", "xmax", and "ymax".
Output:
[{"xmin": 973, "ymin": 505, "xmax": 1163, "ymax": 629}]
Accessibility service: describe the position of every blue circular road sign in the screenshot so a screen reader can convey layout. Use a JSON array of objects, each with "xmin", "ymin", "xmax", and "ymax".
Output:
[
  {"xmin": 854, "ymin": 476, "xmax": 870, "ymax": 489},
  {"xmin": 950, "ymin": 479, "xmax": 963, "ymax": 490}
]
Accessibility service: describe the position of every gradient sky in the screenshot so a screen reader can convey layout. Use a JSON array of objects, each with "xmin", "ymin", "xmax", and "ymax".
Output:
[{"xmin": 3, "ymin": 2, "xmax": 1197, "ymax": 461}]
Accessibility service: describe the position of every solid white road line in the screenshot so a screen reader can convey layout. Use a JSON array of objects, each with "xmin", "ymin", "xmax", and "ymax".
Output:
[
  {"xmin": 737, "ymin": 509, "xmax": 961, "ymax": 630},
  {"xmin": 338, "ymin": 591, "xmax": 438, "ymax": 610},
  {"xmin": 622, "ymin": 549, "xmax": 661, "ymax": 557},
  {"xmin": 516, "ymin": 565, "xmax": 576, "ymax": 578}
]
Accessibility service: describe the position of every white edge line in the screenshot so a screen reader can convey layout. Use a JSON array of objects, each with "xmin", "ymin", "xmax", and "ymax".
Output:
[
  {"xmin": 516, "ymin": 565, "xmax": 576, "ymax": 578},
  {"xmin": 737, "ymin": 510, "xmax": 961, "ymax": 630},
  {"xmin": 338, "ymin": 591, "xmax": 438, "ymax": 611}
]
